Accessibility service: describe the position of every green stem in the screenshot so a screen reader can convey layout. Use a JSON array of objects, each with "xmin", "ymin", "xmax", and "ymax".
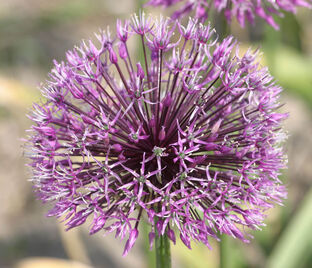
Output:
[
  {"xmin": 154, "ymin": 215, "xmax": 171, "ymax": 268},
  {"xmin": 155, "ymin": 231, "xmax": 171, "ymax": 268},
  {"xmin": 214, "ymin": 10, "xmax": 230, "ymax": 39},
  {"xmin": 219, "ymin": 14, "xmax": 230, "ymax": 39},
  {"xmin": 219, "ymin": 234, "xmax": 229, "ymax": 268}
]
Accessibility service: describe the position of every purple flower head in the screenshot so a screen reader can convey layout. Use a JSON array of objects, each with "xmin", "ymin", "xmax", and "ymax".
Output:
[
  {"xmin": 25, "ymin": 13, "xmax": 287, "ymax": 256},
  {"xmin": 146, "ymin": 0, "xmax": 312, "ymax": 30}
]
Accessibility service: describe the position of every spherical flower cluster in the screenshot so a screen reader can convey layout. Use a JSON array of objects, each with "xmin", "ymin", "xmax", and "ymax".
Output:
[
  {"xmin": 25, "ymin": 13, "xmax": 287, "ymax": 256},
  {"xmin": 146, "ymin": 0, "xmax": 311, "ymax": 30}
]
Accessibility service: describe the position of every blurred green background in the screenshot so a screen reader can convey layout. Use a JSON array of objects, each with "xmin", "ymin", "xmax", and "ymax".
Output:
[{"xmin": 0, "ymin": 1, "xmax": 311, "ymax": 267}]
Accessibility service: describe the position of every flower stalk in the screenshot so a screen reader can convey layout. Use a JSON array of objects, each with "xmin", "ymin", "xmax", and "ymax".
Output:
[
  {"xmin": 220, "ymin": 234, "xmax": 229, "ymax": 268},
  {"xmin": 155, "ymin": 217, "xmax": 171, "ymax": 268}
]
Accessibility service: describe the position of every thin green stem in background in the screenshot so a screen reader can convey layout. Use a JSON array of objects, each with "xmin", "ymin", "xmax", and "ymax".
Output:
[
  {"xmin": 137, "ymin": 0, "xmax": 146, "ymax": 67},
  {"xmin": 214, "ymin": 12, "xmax": 230, "ymax": 39}
]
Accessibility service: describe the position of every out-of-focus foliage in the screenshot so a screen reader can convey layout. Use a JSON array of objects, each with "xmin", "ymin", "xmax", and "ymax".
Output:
[
  {"xmin": 267, "ymin": 188, "xmax": 312, "ymax": 268},
  {"xmin": 263, "ymin": 15, "xmax": 312, "ymax": 108}
]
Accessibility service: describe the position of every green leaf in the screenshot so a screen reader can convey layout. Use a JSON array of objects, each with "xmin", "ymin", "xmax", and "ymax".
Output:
[
  {"xmin": 264, "ymin": 45, "xmax": 312, "ymax": 107},
  {"xmin": 266, "ymin": 188, "xmax": 312, "ymax": 268}
]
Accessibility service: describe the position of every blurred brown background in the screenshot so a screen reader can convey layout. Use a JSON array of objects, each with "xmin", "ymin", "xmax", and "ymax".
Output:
[{"xmin": 0, "ymin": 1, "xmax": 311, "ymax": 267}]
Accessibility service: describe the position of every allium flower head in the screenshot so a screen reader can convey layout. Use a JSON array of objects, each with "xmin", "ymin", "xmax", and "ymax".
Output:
[
  {"xmin": 25, "ymin": 13, "xmax": 287, "ymax": 256},
  {"xmin": 146, "ymin": 0, "xmax": 312, "ymax": 30}
]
